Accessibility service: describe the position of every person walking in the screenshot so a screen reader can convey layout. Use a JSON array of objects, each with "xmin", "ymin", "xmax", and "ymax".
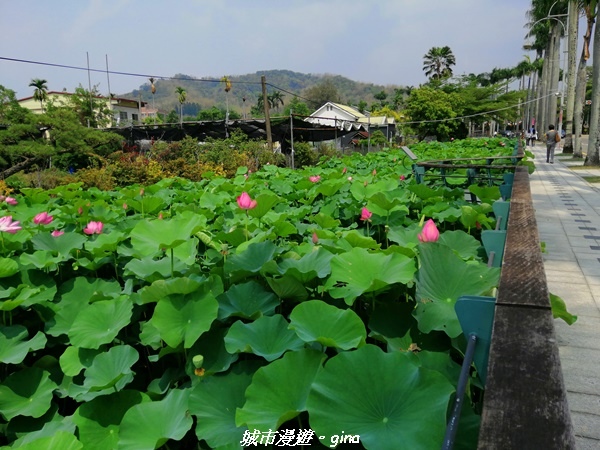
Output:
[{"xmin": 545, "ymin": 124, "xmax": 560, "ymax": 163}]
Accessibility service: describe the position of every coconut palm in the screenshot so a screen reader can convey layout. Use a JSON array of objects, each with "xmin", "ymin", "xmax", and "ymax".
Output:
[
  {"xmin": 29, "ymin": 78, "xmax": 48, "ymax": 113},
  {"xmin": 175, "ymin": 87, "xmax": 186, "ymax": 124},
  {"xmin": 268, "ymin": 91, "xmax": 285, "ymax": 112},
  {"xmin": 422, "ymin": 46, "xmax": 456, "ymax": 80}
]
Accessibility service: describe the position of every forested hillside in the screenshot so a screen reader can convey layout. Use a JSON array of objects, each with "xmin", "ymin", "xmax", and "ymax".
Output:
[{"xmin": 124, "ymin": 69, "xmax": 405, "ymax": 116}]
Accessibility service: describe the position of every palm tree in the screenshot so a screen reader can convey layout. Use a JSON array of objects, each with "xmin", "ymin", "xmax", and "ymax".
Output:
[
  {"xmin": 29, "ymin": 78, "xmax": 48, "ymax": 113},
  {"xmin": 149, "ymin": 77, "xmax": 157, "ymax": 124},
  {"xmin": 422, "ymin": 46, "xmax": 456, "ymax": 80},
  {"xmin": 221, "ymin": 76, "xmax": 232, "ymax": 120},
  {"xmin": 268, "ymin": 91, "xmax": 285, "ymax": 112},
  {"xmin": 175, "ymin": 87, "xmax": 186, "ymax": 124}
]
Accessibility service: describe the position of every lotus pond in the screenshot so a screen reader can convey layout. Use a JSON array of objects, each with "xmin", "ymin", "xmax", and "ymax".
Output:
[{"xmin": 0, "ymin": 139, "xmax": 541, "ymax": 449}]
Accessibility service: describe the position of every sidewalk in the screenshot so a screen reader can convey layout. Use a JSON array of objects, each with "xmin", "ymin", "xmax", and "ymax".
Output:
[{"xmin": 527, "ymin": 142, "xmax": 600, "ymax": 449}]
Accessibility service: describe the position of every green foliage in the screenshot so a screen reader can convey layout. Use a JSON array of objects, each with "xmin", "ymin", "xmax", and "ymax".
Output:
[
  {"xmin": 0, "ymin": 141, "xmax": 560, "ymax": 448},
  {"xmin": 404, "ymin": 86, "xmax": 465, "ymax": 140}
]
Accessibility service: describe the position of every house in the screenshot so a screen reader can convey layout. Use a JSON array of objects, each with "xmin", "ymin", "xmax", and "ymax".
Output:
[
  {"xmin": 305, "ymin": 102, "xmax": 396, "ymax": 148},
  {"xmin": 18, "ymin": 91, "xmax": 145, "ymax": 128}
]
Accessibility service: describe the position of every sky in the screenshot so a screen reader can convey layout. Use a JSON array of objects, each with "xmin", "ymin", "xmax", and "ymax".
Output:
[{"xmin": 1, "ymin": 0, "xmax": 533, "ymax": 100}]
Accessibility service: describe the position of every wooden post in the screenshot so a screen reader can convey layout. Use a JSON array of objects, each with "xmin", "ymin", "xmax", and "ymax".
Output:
[{"xmin": 261, "ymin": 76, "xmax": 273, "ymax": 151}]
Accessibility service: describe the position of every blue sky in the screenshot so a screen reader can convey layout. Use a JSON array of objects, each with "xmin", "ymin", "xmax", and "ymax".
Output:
[{"xmin": 2, "ymin": 0, "xmax": 535, "ymax": 99}]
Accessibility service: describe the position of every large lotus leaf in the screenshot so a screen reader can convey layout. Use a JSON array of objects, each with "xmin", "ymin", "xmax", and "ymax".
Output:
[
  {"xmin": 460, "ymin": 205, "xmax": 479, "ymax": 229},
  {"xmin": 407, "ymin": 184, "xmax": 442, "ymax": 200},
  {"xmin": 59, "ymin": 347, "xmax": 102, "ymax": 377},
  {"xmin": 31, "ymin": 232, "xmax": 87, "ymax": 256},
  {"xmin": 289, "ymin": 300, "xmax": 366, "ymax": 350},
  {"xmin": 187, "ymin": 325, "xmax": 238, "ymax": 376},
  {"xmin": 149, "ymin": 284, "xmax": 219, "ymax": 348},
  {"xmin": 315, "ymin": 179, "xmax": 347, "ymax": 197},
  {"xmin": 138, "ymin": 274, "xmax": 216, "ymax": 304},
  {"xmin": 11, "ymin": 431, "xmax": 82, "ymax": 450},
  {"xmin": 311, "ymin": 212, "xmax": 340, "ymax": 229},
  {"xmin": 82, "ymin": 345, "xmax": 139, "ymax": 392},
  {"xmin": 0, "ymin": 257, "xmax": 19, "ymax": 278},
  {"xmin": 123, "ymin": 256, "xmax": 189, "ymax": 283},
  {"xmin": 368, "ymin": 301, "xmax": 416, "ymax": 341},
  {"xmin": 277, "ymin": 247, "xmax": 333, "ymax": 283},
  {"xmin": 189, "ymin": 363, "xmax": 257, "ymax": 448},
  {"xmin": 224, "ymin": 241, "xmax": 278, "ymax": 276},
  {"xmin": 118, "ymin": 388, "xmax": 193, "ymax": 450},
  {"xmin": 341, "ymin": 230, "xmax": 380, "ymax": 249},
  {"xmin": 0, "ymin": 325, "xmax": 46, "ymax": 364},
  {"xmin": 46, "ymin": 277, "xmax": 122, "ymax": 337},
  {"xmin": 323, "ymin": 247, "xmax": 416, "ymax": 305},
  {"xmin": 350, "ymin": 178, "xmax": 398, "ymax": 202},
  {"xmin": 247, "ymin": 192, "xmax": 281, "ymax": 219},
  {"xmin": 0, "ymin": 368, "xmax": 57, "ymax": 420},
  {"xmin": 438, "ymin": 230, "xmax": 481, "ymax": 260},
  {"xmin": 217, "ymin": 280, "xmax": 279, "ymax": 320},
  {"xmin": 415, "ymin": 243, "xmax": 500, "ymax": 338},
  {"xmin": 469, "ymin": 185, "xmax": 501, "ymax": 203},
  {"xmin": 19, "ymin": 250, "xmax": 62, "ymax": 270},
  {"xmin": 127, "ymin": 195, "xmax": 166, "ymax": 215},
  {"xmin": 68, "ymin": 295, "xmax": 133, "ymax": 349},
  {"xmin": 387, "ymin": 223, "xmax": 420, "ymax": 249},
  {"xmin": 307, "ymin": 345, "xmax": 454, "ymax": 450},
  {"xmin": 9, "ymin": 416, "xmax": 77, "ymax": 449},
  {"xmin": 266, "ymin": 275, "xmax": 309, "ymax": 302},
  {"xmin": 129, "ymin": 212, "xmax": 205, "ymax": 257},
  {"xmin": 172, "ymin": 238, "xmax": 199, "ymax": 265},
  {"xmin": 84, "ymin": 231, "xmax": 125, "ymax": 257},
  {"xmin": 225, "ymin": 315, "xmax": 304, "ymax": 361},
  {"xmin": 236, "ymin": 348, "xmax": 324, "ymax": 431},
  {"xmin": 72, "ymin": 390, "xmax": 146, "ymax": 450}
]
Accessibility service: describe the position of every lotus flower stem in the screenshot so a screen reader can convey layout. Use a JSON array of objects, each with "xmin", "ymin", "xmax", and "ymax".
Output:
[{"xmin": 170, "ymin": 248, "xmax": 174, "ymax": 278}]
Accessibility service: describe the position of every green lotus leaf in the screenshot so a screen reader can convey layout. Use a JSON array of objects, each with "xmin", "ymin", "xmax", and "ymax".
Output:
[
  {"xmin": 9, "ymin": 414, "xmax": 77, "ymax": 448},
  {"xmin": 130, "ymin": 211, "xmax": 205, "ymax": 257},
  {"xmin": 72, "ymin": 390, "xmax": 146, "ymax": 450},
  {"xmin": 82, "ymin": 345, "xmax": 139, "ymax": 392},
  {"xmin": 368, "ymin": 301, "xmax": 416, "ymax": 341},
  {"xmin": 217, "ymin": 280, "xmax": 279, "ymax": 320},
  {"xmin": 407, "ymin": 183, "xmax": 441, "ymax": 200},
  {"xmin": 225, "ymin": 315, "xmax": 304, "ymax": 361},
  {"xmin": 46, "ymin": 277, "xmax": 122, "ymax": 337},
  {"xmin": 341, "ymin": 230, "xmax": 380, "ymax": 249},
  {"xmin": 127, "ymin": 195, "xmax": 167, "ymax": 215},
  {"xmin": 31, "ymin": 232, "xmax": 87, "ymax": 256},
  {"xmin": 149, "ymin": 284, "xmax": 219, "ymax": 348},
  {"xmin": 307, "ymin": 345, "xmax": 454, "ymax": 450},
  {"xmin": 59, "ymin": 347, "xmax": 102, "ymax": 377},
  {"xmin": 311, "ymin": 212, "xmax": 340, "ymax": 229},
  {"xmin": 460, "ymin": 205, "xmax": 479, "ymax": 229},
  {"xmin": 225, "ymin": 240, "xmax": 278, "ymax": 277},
  {"xmin": 0, "ymin": 368, "xmax": 57, "ymax": 420},
  {"xmin": 289, "ymin": 300, "xmax": 366, "ymax": 350},
  {"xmin": 550, "ymin": 292, "xmax": 578, "ymax": 325},
  {"xmin": 433, "ymin": 206, "xmax": 463, "ymax": 223},
  {"xmin": 0, "ymin": 325, "xmax": 46, "ymax": 364},
  {"xmin": 469, "ymin": 185, "xmax": 501, "ymax": 203},
  {"xmin": 315, "ymin": 179, "xmax": 346, "ymax": 197},
  {"xmin": 189, "ymin": 363, "xmax": 257, "ymax": 448},
  {"xmin": 19, "ymin": 250, "xmax": 62, "ymax": 270},
  {"xmin": 438, "ymin": 230, "xmax": 481, "ymax": 260},
  {"xmin": 187, "ymin": 325, "xmax": 238, "ymax": 376},
  {"xmin": 387, "ymin": 223, "xmax": 420, "ymax": 248},
  {"xmin": 368, "ymin": 190, "xmax": 405, "ymax": 212},
  {"xmin": 266, "ymin": 275, "xmax": 309, "ymax": 302},
  {"xmin": 277, "ymin": 247, "xmax": 334, "ymax": 283},
  {"xmin": 123, "ymin": 256, "xmax": 189, "ymax": 283},
  {"xmin": 0, "ymin": 257, "xmax": 19, "ymax": 278},
  {"xmin": 236, "ymin": 348, "xmax": 324, "ymax": 431},
  {"xmin": 324, "ymin": 247, "xmax": 416, "ymax": 305},
  {"xmin": 138, "ymin": 274, "xmax": 216, "ymax": 304},
  {"xmin": 415, "ymin": 243, "xmax": 500, "ymax": 338},
  {"xmin": 84, "ymin": 231, "xmax": 125, "ymax": 257},
  {"xmin": 68, "ymin": 295, "xmax": 133, "ymax": 349},
  {"xmin": 118, "ymin": 388, "xmax": 193, "ymax": 450},
  {"xmin": 247, "ymin": 192, "xmax": 280, "ymax": 219},
  {"xmin": 12, "ymin": 431, "xmax": 82, "ymax": 450}
]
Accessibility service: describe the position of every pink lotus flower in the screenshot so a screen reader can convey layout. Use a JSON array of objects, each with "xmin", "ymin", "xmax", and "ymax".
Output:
[
  {"xmin": 418, "ymin": 219, "xmax": 440, "ymax": 243},
  {"xmin": 309, "ymin": 175, "xmax": 321, "ymax": 183},
  {"xmin": 77, "ymin": 207, "xmax": 83, "ymax": 215},
  {"xmin": 51, "ymin": 230, "xmax": 64, "ymax": 237},
  {"xmin": 5, "ymin": 197, "xmax": 17, "ymax": 206},
  {"xmin": 158, "ymin": 212, "xmax": 164, "ymax": 220},
  {"xmin": 342, "ymin": 167, "xmax": 347, "ymax": 174},
  {"xmin": 360, "ymin": 207, "xmax": 372, "ymax": 222},
  {"xmin": 372, "ymin": 169, "xmax": 377, "ymax": 176},
  {"xmin": 400, "ymin": 175, "xmax": 406, "ymax": 181},
  {"xmin": 312, "ymin": 232, "xmax": 319, "ymax": 244},
  {"xmin": 0, "ymin": 216, "xmax": 21, "ymax": 234},
  {"xmin": 236, "ymin": 192, "xmax": 257, "ymax": 210},
  {"xmin": 123, "ymin": 203, "xmax": 128, "ymax": 210},
  {"xmin": 33, "ymin": 212, "xmax": 53, "ymax": 225},
  {"xmin": 83, "ymin": 221, "xmax": 103, "ymax": 235}
]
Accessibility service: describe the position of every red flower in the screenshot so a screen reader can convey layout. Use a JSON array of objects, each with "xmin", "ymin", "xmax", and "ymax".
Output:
[
  {"xmin": 0, "ymin": 216, "xmax": 21, "ymax": 234},
  {"xmin": 51, "ymin": 230, "xmax": 64, "ymax": 237},
  {"xmin": 33, "ymin": 212, "xmax": 53, "ymax": 225},
  {"xmin": 360, "ymin": 207, "xmax": 372, "ymax": 221},
  {"xmin": 309, "ymin": 175, "xmax": 321, "ymax": 183},
  {"xmin": 418, "ymin": 219, "xmax": 440, "ymax": 243}
]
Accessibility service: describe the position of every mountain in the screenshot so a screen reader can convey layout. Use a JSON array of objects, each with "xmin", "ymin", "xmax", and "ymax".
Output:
[{"xmin": 123, "ymin": 70, "xmax": 404, "ymax": 115}]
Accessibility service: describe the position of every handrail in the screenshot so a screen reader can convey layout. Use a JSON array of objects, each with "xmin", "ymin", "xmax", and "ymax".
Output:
[{"xmin": 477, "ymin": 165, "xmax": 576, "ymax": 449}]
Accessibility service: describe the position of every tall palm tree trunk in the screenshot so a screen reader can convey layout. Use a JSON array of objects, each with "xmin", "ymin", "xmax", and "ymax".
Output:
[
  {"xmin": 562, "ymin": 0, "xmax": 579, "ymax": 153},
  {"xmin": 546, "ymin": 24, "xmax": 562, "ymax": 129},
  {"xmin": 586, "ymin": 14, "xmax": 600, "ymax": 166},
  {"xmin": 538, "ymin": 41, "xmax": 552, "ymax": 134}
]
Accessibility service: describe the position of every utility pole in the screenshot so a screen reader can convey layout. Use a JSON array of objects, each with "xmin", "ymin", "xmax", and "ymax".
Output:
[{"xmin": 261, "ymin": 76, "xmax": 273, "ymax": 151}]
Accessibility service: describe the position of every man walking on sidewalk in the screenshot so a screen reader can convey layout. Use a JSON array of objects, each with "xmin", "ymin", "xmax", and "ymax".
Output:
[{"xmin": 545, "ymin": 124, "xmax": 560, "ymax": 163}]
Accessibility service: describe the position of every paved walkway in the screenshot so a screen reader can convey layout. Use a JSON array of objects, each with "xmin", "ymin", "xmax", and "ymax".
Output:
[{"xmin": 528, "ymin": 142, "xmax": 600, "ymax": 449}]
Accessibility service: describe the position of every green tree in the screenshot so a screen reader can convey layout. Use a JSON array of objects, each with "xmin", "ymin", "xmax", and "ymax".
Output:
[
  {"xmin": 373, "ymin": 90, "xmax": 388, "ymax": 108},
  {"xmin": 0, "ymin": 86, "xmax": 31, "ymax": 124},
  {"xmin": 303, "ymin": 79, "xmax": 341, "ymax": 108},
  {"xmin": 29, "ymin": 78, "xmax": 48, "ymax": 113},
  {"xmin": 268, "ymin": 91, "xmax": 285, "ymax": 113},
  {"xmin": 57, "ymin": 85, "xmax": 113, "ymax": 128},
  {"xmin": 283, "ymin": 96, "xmax": 311, "ymax": 117},
  {"xmin": 404, "ymin": 86, "xmax": 465, "ymax": 140},
  {"xmin": 175, "ymin": 87, "xmax": 187, "ymax": 124},
  {"xmin": 422, "ymin": 46, "xmax": 456, "ymax": 81}
]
